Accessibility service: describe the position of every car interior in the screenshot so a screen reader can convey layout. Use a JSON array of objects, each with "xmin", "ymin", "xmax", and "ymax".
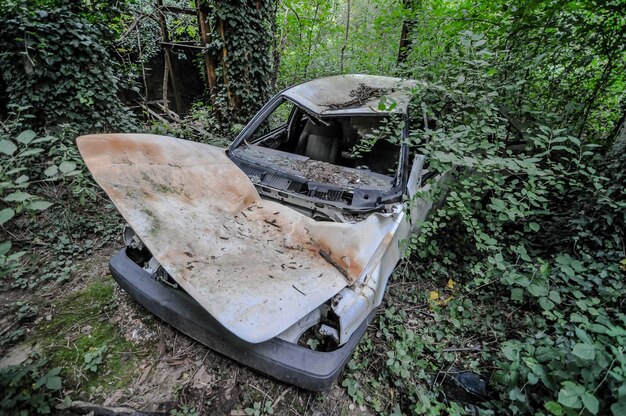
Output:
[{"xmin": 240, "ymin": 100, "xmax": 402, "ymax": 178}]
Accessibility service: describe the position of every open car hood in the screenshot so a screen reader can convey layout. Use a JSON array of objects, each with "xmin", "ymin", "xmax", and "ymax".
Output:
[{"xmin": 77, "ymin": 134, "xmax": 398, "ymax": 343}]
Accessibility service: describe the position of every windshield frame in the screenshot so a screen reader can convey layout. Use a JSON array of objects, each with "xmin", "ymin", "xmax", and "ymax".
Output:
[{"xmin": 227, "ymin": 92, "xmax": 410, "ymax": 209}]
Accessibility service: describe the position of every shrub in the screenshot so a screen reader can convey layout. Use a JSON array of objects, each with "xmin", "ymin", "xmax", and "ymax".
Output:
[{"xmin": 0, "ymin": 3, "xmax": 135, "ymax": 133}]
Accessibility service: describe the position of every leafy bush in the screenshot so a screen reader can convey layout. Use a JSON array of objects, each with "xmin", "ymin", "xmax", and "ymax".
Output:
[
  {"xmin": 0, "ymin": 3, "xmax": 135, "ymax": 132},
  {"xmin": 0, "ymin": 125, "xmax": 98, "ymax": 289},
  {"xmin": 200, "ymin": 0, "xmax": 277, "ymax": 123},
  {"xmin": 0, "ymin": 129, "xmax": 63, "ymax": 277},
  {"xmin": 398, "ymin": 30, "xmax": 626, "ymax": 415},
  {"xmin": 0, "ymin": 359, "xmax": 64, "ymax": 415}
]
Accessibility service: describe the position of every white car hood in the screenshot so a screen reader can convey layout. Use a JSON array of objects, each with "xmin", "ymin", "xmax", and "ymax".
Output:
[{"xmin": 77, "ymin": 134, "xmax": 398, "ymax": 343}]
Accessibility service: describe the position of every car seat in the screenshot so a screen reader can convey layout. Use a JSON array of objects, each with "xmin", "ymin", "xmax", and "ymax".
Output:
[{"xmin": 295, "ymin": 120, "xmax": 342, "ymax": 164}]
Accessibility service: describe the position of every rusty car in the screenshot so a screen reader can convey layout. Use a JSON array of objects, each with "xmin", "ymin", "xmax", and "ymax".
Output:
[{"xmin": 77, "ymin": 74, "xmax": 438, "ymax": 391}]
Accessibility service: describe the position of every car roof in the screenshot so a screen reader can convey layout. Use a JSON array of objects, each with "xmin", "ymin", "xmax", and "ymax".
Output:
[{"xmin": 281, "ymin": 74, "xmax": 417, "ymax": 116}]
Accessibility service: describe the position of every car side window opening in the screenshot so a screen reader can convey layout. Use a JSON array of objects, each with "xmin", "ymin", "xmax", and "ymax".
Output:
[
  {"xmin": 248, "ymin": 99, "xmax": 295, "ymax": 144},
  {"xmin": 247, "ymin": 98, "xmax": 401, "ymax": 177}
]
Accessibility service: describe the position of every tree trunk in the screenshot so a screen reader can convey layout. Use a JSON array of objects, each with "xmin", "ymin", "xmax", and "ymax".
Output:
[
  {"xmin": 200, "ymin": 0, "xmax": 277, "ymax": 123},
  {"xmin": 156, "ymin": 0, "xmax": 183, "ymax": 114},
  {"xmin": 608, "ymin": 110, "xmax": 626, "ymax": 158},
  {"xmin": 397, "ymin": 0, "xmax": 418, "ymax": 66},
  {"xmin": 339, "ymin": 0, "xmax": 351, "ymax": 74},
  {"xmin": 302, "ymin": 2, "xmax": 320, "ymax": 80},
  {"xmin": 196, "ymin": 3, "xmax": 221, "ymax": 121},
  {"xmin": 270, "ymin": 0, "xmax": 280, "ymax": 91}
]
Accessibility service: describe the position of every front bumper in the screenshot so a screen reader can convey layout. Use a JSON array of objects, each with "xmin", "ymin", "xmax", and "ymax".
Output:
[{"xmin": 109, "ymin": 248, "xmax": 374, "ymax": 391}]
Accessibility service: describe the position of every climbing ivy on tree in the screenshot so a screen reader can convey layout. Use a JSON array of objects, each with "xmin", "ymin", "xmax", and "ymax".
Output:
[{"xmin": 200, "ymin": 0, "xmax": 277, "ymax": 123}]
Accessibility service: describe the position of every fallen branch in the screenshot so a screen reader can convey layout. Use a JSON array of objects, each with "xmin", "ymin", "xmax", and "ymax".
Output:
[
  {"xmin": 443, "ymin": 346, "xmax": 482, "ymax": 353},
  {"xmin": 67, "ymin": 400, "xmax": 166, "ymax": 415}
]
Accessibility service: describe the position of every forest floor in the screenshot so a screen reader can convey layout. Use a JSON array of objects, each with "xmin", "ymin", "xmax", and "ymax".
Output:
[{"xmin": 0, "ymin": 242, "xmax": 374, "ymax": 416}]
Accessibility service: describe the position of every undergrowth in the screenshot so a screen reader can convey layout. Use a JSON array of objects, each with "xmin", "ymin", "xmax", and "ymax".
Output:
[
  {"xmin": 342, "ymin": 30, "xmax": 625, "ymax": 415},
  {"xmin": 34, "ymin": 280, "xmax": 149, "ymax": 398}
]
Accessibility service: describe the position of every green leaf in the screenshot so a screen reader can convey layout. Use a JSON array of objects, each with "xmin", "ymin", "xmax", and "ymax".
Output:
[
  {"xmin": 59, "ymin": 161, "xmax": 77, "ymax": 173},
  {"xmin": 528, "ymin": 283, "xmax": 548, "ymax": 297},
  {"xmin": 27, "ymin": 200, "xmax": 53, "ymax": 211},
  {"xmin": 539, "ymin": 297, "xmax": 555, "ymax": 310},
  {"xmin": 0, "ymin": 139, "xmax": 17, "ymax": 156},
  {"xmin": 508, "ymin": 387, "xmax": 526, "ymax": 403},
  {"xmin": 544, "ymin": 401, "xmax": 563, "ymax": 415},
  {"xmin": 32, "ymin": 136, "xmax": 56, "ymax": 144},
  {"xmin": 0, "ymin": 208, "xmax": 15, "ymax": 225},
  {"xmin": 15, "ymin": 130, "xmax": 37, "ymax": 144},
  {"xmin": 0, "ymin": 241, "xmax": 11, "ymax": 256},
  {"xmin": 611, "ymin": 401, "xmax": 626, "ymax": 416},
  {"xmin": 572, "ymin": 343, "xmax": 595, "ymax": 360},
  {"xmin": 548, "ymin": 290, "xmax": 561, "ymax": 304},
  {"xmin": 46, "ymin": 375, "xmax": 62, "ymax": 390},
  {"xmin": 4, "ymin": 191, "xmax": 33, "ymax": 202},
  {"xmin": 19, "ymin": 148, "xmax": 44, "ymax": 157},
  {"xmin": 44, "ymin": 165, "xmax": 59, "ymax": 177},
  {"xmin": 15, "ymin": 175, "xmax": 29, "ymax": 184},
  {"xmin": 510, "ymin": 288, "xmax": 524, "ymax": 301},
  {"xmin": 502, "ymin": 343, "xmax": 519, "ymax": 360},
  {"xmin": 58, "ymin": 397, "xmax": 72, "ymax": 410},
  {"xmin": 582, "ymin": 393, "xmax": 599, "ymax": 415},
  {"xmin": 558, "ymin": 382, "xmax": 584, "ymax": 409},
  {"xmin": 575, "ymin": 327, "xmax": 593, "ymax": 344},
  {"xmin": 490, "ymin": 197, "xmax": 506, "ymax": 210},
  {"xmin": 529, "ymin": 222, "xmax": 540, "ymax": 231}
]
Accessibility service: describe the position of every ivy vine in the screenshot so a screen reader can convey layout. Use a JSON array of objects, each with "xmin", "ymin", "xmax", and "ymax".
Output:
[
  {"xmin": 0, "ymin": 3, "xmax": 135, "ymax": 133},
  {"xmin": 201, "ymin": 0, "xmax": 277, "ymax": 123}
]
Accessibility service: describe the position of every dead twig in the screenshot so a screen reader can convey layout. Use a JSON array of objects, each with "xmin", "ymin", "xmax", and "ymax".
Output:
[
  {"xmin": 442, "ymin": 346, "xmax": 482, "ymax": 353},
  {"xmin": 292, "ymin": 284, "xmax": 307, "ymax": 296}
]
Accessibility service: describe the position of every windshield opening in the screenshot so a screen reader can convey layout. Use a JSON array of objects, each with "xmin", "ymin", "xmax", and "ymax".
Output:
[{"xmin": 233, "ymin": 98, "xmax": 403, "ymax": 190}]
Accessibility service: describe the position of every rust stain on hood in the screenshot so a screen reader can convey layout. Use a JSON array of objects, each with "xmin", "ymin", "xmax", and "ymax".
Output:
[{"xmin": 77, "ymin": 134, "xmax": 397, "ymax": 343}]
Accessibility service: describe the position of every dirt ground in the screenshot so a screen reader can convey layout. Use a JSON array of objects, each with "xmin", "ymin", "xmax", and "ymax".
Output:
[{"xmin": 0, "ymin": 244, "xmax": 374, "ymax": 416}]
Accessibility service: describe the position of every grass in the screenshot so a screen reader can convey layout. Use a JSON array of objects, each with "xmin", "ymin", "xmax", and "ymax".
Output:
[{"xmin": 33, "ymin": 279, "xmax": 152, "ymax": 397}]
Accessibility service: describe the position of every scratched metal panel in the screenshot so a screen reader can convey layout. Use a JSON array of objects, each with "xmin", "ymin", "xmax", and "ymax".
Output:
[
  {"xmin": 77, "ymin": 134, "xmax": 397, "ymax": 343},
  {"xmin": 282, "ymin": 74, "xmax": 417, "ymax": 116}
]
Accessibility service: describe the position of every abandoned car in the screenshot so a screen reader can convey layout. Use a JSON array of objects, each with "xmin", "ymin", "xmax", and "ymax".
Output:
[{"xmin": 77, "ymin": 74, "xmax": 438, "ymax": 391}]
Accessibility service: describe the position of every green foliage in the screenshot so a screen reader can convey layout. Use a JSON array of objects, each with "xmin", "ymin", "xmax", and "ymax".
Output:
[
  {"xmin": 0, "ymin": 359, "xmax": 64, "ymax": 415},
  {"xmin": 0, "ymin": 123, "xmax": 106, "ymax": 289},
  {"xmin": 342, "ymin": 302, "xmax": 479, "ymax": 415},
  {"xmin": 35, "ymin": 281, "xmax": 146, "ymax": 391},
  {"xmin": 0, "ymin": 328, "xmax": 27, "ymax": 347},
  {"xmin": 0, "ymin": 1, "xmax": 623, "ymax": 414},
  {"xmin": 0, "ymin": 129, "xmax": 65, "ymax": 278},
  {"xmin": 244, "ymin": 400, "xmax": 274, "ymax": 416},
  {"xmin": 147, "ymin": 102, "xmax": 231, "ymax": 147},
  {"xmin": 399, "ymin": 0, "xmax": 626, "ymax": 141},
  {"xmin": 201, "ymin": 0, "xmax": 277, "ymax": 123},
  {"xmin": 276, "ymin": 0, "xmax": 403, "ymax": 87},
  {"xmin": 15, "ymin": 301, "xmax": 39, "ymax": 322},
  {"xmin": 398, "ymin": 27, "xmax": 625, "ymax": 414},
  {"xmin": 83, "ymin": 345, "xmax": 107, "ymax": 373},
  {"xmin": 113, "ymin": 1, "xmax": 162, "ymax": 96},
  {"xmin": 4, "ymin": 0, "xmax": 131, "ymax": 30},
  {"xmin": 0, "ymin": 116, "xmax": 121, "ymax": 290},
  {"xmin": 171, "ymin": 405, "xmax": 199, "ymax": 416},
  {"xmin": 0, "ymin": 4, "xmax": 135, "ymax": 132}
]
